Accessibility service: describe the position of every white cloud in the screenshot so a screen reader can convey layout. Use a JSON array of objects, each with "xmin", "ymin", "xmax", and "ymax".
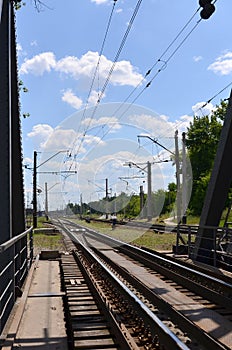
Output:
[
  {"xmin": 23, "ymin": 157, "xmax": 33, "ymax": 166},
  {"xmin": 176, "ymin": 114, "xmax": 193, "ymax": 132},
  {"xmin": 91, "ymin": 0, "xmax": 109, "ymax": 4},
  {"xmin": 17, "ymin": 43, "xmax": 27, "ymax": 57},
  {"xmin": 88, "ymin": 90, "xmax": 105, "ymax": 105},
  {"xmin": 41, "ymin": 127, "xmax": 105, "ymax": 157},
  {"xmin": 27, "ymin": 124, "xmax": 54, "ymax": 148},
  {"xmin": 193, "ymin": 55, "xmax": 202, "ymax": 62},
  {"xmin": 19, "ymin": 52, "xmax": 56, "ymax": 75},
  {"xmin": 160, "ymin": 114, "xmax": 169, "ymax": 122},
  {"xmin": 81, "ymin": 116, "xmax": 121, "ymax": 132},
  {"xmin": 56, "ymin": 54, "xmax": 89, "ymax": 78},
  {"xmin": 19, "ymin": 51, "xmax": 143, "ymax": 106},
  {"xmin": 81, "ymin": 134, "xmax": 105, "ymax": 147},
  {"xmin": 42, "ymin": 128, "xmax": 77, "ymax": 151},
  {"xmin": 56, "ymin": 51, "xmax": 143, "ymax": 87},
  {"xmin": 62, "ymin": 89, "xmax": 83, "ymax": 109},
  {"xmin": 208, "ymin": 51, "xmax": 232, "ymax": 75},
  {"xmin": 129, "ymin": 113, "xmax": 175, "ymax": 137},
  {"xmin": 111, "ymin": 59, "xmax": 142, "ymax": 86},
  {"xmin": 192, "ymin": 101, "xmax": 215, "ymax": 116}
]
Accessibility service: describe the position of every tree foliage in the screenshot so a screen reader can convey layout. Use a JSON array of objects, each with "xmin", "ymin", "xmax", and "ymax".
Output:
[
  {"xmin": 67, "ymin": 182, "xmax": 178, "ymax": 220},
  {"xmin": 186, "ymin": 99, "xmax": 228, "ymax": 215}
]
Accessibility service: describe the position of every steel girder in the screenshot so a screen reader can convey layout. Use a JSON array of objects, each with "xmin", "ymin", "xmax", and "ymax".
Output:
[
  {"xmin": 0, "ymin": 0, "xmax": 25, "ymax": 244},
  {"xmin": 193, "ymin": 91, "xmax": 232, "ymax": 264}
]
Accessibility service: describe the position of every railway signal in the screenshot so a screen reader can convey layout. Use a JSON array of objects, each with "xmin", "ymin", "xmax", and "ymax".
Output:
[{"xmin": 199, "ymin": 0, "xmax": 216, "ymax": 20}]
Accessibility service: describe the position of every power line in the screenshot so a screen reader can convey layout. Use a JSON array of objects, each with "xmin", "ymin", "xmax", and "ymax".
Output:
[
  {"xmin": 83, "ymin": 0, "xmax": 144, "ymax": 132},
  {"xmin": 67, "ymin": 0, "xmax": 144, "ymax": 171},
  {"xmin": 79, "ymin": 0, "xmax": 118, "ymax": 128},
  {"xmin": 95, "ymin": 0, "xmax": 143, "ymax": 105},
  {"xmin": 80, "ymin": 6, "xmax": 203, "ymax": 148},
  {"xmin": 151, "ymin": 80, "xmax": 232, "ymax": 154},
  {"xmin": 89, "ymin": 0, "xmax": 221, "ymax": 147},
  {"xmin": 62, "ymin": 1, "xmax": 224, "ymax": 191},
  {"xmin": 67, "ymin": 0, "xmax": 119, "ymax": 171}
]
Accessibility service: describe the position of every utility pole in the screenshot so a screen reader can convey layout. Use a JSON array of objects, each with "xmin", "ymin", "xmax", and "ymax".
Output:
[
  {"xmin": 123, "ymin": 161, "xmax": 152, "ymax": 221},
  {"xmin": 33, "ymin": 151, "xmax": 37, "ymax": 228},
  {"xmin": 140, "ymin": 185, "xmax": 145, "ymax": 218},
  {"xmin": 147, "ymin": 161, "xmax": 152, "ymax": 221},
  {"xmin": 45, "ymin": 182, "xmax": 48, "ymax": 221},
  {"xmin": 182, "ymin": 132, "xmax": 187, "ymax": 224},
  {"xmin": 105, "ymin": 178, "xmax": 109, "ymax": 219},
  {"xmin": 32, "ymin": 150, "xmax": 74, "ymax": 228},
  {"xmin": 137, "ymin": 134, "xmax": 180, "ymax": 222},
  {"xmin": 80, "ymin": 194, "xmax": 83, "ymax": 218},
  {"xmin": 175, "ymin": 130, "xmax": 181, "ymax": 224}
]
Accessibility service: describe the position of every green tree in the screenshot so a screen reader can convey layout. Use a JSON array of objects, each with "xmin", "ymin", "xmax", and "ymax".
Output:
[
  {"xmin": 161, "ymin": 182, "xmax": 177, "ymax": 214},
  {"xmin": 186, "ymin": 100, "xmax": 228, "ymax": 215},
  {"xmin": 124, "ymin": 194, "xmax": 140, "ymax": 217}
]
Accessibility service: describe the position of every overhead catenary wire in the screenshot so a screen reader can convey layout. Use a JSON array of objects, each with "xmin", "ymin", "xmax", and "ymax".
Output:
[
  {"xmin": 80, "ymin": 12, "xmax": 204, "ymax": 150},
  {"xmin": 78, "ymin": 0, "xmax": 118, "ymax": 128},
  {"xmin": 89, "ymin": 79, "xmax": 232, "ymax": 171},
  {"xmin": 68, "ymin": 3, "xmax": 203, "ymax": 165},
  {"xmin": 108, "ymin": 5, "xmax": 202, "ymax": 114},
  {"xmin": 87, "ymin": 0, "xmax": 221, "ymax": 148},
  {"xmin": 91, "ymin": 25, "xmax": 231, "ymax": 160},
  {"xmin": 90, "ymin": 6, "xmax": 202, "ymax": 140},
  {"xmin": 64, "ymin": 0, "xmax": 224, "ymax": 191},
  {"xmin": 67, "ymin": 0, "xmax": 143, "ymax": 173},
  {"xmin": 150, "ymin": 80, "xmax": 232, "ymax": 155},
  {"xmin": 122, "ymin": 19, "xmax": 202, "ymax": 113},
  {"xmin": 66, "ymin": 0, "xmax": 118, "ymax": 172},
  {"xmin": 85, "ymin": 0, "xmax": 144, "ymax": 125}
]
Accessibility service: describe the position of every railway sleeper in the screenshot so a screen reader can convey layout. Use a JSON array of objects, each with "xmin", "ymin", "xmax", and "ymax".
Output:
[{"xmin": 60, "ymin": 252, "xmax": 138, "ymax": 349}]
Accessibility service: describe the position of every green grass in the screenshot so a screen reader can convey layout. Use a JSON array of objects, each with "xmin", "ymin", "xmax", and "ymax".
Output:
[
  {"xmin": 33, "ymin": 232, "xmax": 64, "ymax": 251},
  {"xmin": 69, "ymin": 218, "xmax": 181, "ymax": 251},
  {"xmin": 30, "ymin": 216, "xmax": 65, "ymax": 255},
  {"xmin": 134, "ymin": 231, "xmax": 178, "ymax": 251},
  {"xmin": 31, "ymin": 207, "xmax": 232, "ymax": 254}
]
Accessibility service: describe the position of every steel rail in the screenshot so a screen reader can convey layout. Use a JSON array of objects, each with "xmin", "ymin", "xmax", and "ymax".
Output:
[
  {"xmin": 60, "ymin": 221, "xmax": 190, "ymax": 350},
  {"xmin": 81, "ymin": 226, "xmax": 232, "ymax": 313},
  {"xmin": 91, "ymin": 246, "xmax": 229, "ymax": 350},
  {"xmin": 80, "ymin": 223, "xmax": 232, "ymax": 292},
  {"xmin": 58, "ymin": 219, "xmax": 232, "ymax": 349},
  {"xmin": 58, "ymin": 218, "xmax": 232, "ymax": 294}
]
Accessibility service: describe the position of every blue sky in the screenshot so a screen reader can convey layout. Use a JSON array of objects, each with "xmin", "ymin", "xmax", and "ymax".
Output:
[{"xmin": 16, "ymin": 0, "xmax": 232, "ymax": 211}]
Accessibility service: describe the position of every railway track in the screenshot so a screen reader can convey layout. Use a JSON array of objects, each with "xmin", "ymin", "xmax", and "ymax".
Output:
[
  {"xmin": 56, "ymin": 218, "xmax": 232, "ymax": 349},
  {"xmin": 81, "ymin": 217, "xmax": 232, "ymax": 270},
  {"xmin": 61, "ymin": 251, "xmax": 128, "ymax": 349},
  {"xmin": 61, "ymin": 230, "xmax": 189, "ymax": 349}
]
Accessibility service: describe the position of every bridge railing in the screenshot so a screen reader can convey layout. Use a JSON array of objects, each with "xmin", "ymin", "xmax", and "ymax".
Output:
[
  {"xmin": 175, "ymin": 224, "xmax": 232, "ymax": 270},
  {"xmin": 0, "ymin": 227, "xmax": 33, "ymax": 334}
]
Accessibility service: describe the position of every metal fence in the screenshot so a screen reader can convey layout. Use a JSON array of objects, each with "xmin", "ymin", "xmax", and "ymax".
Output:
[
  {"xmin": 0, "ymin": 227, "xmax": 33, "ymax": 334},
  {"xmin": 175, "ymin": 224, "xmax": 232, "ymax": 270}
]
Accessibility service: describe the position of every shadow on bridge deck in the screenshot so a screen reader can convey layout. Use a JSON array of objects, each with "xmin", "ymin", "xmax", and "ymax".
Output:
[{"xmin": 1, "ymin": 253, "xmax": 68, "ymax": 350}]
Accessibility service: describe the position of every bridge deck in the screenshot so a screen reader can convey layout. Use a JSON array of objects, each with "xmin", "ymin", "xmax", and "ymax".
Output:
[{"xmin": 1, "ymin": 254, "xmax": 68, "ymax": 350}]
